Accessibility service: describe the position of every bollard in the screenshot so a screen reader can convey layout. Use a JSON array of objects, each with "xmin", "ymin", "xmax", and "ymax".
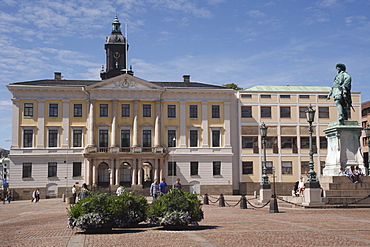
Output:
[
  {"xmin": 203, "ymin": 193, "xmax": 209, "ymax": 205},
  {"xmin": 254, "ymin": 191, "xmax": 257, "ymax": 199},
  {"xmin": 240, "ymin": 194, "xmax": 247, "ymax": 209},
  {"xmin": 219, "ymin": 194, "xmax": 225, "ymax": 207},
  {"xmin": 62, "ymin": 193, "xmax": 65, "ymax": 202}
]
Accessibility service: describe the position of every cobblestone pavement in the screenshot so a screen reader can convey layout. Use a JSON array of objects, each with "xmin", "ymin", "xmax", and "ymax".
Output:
[{"xmin": 1, "ymin": 197, "xmax": 370, "ymax": 247}]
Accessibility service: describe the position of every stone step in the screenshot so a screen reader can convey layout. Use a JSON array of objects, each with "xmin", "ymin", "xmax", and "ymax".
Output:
[
  {"xmin": 322, "ymin": 196, "xmax": 370, "ymax": 205},
  {"xmin": 325, "ymin": 190, "xmax": 370, "ymax": 197},
  {"xmin": 320, "ymin": 176, "xmax": 370, "ymax": 184},
  {"xmin": 325, "ymin": 182, "xmax": 370, "ymax": 190}
]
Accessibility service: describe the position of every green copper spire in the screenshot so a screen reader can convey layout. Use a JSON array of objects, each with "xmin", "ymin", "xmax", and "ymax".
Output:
[{"xmin": 112, "ymin": 15, "xmax": 121, "ymax": 32}]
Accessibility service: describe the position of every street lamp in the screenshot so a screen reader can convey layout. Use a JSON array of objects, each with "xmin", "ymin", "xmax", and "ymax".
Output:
[
  {"xmin": 65, "ymin": 138, "xmax": 69, "ymax": 198},
  {"xmin": 172, "ymin": 137, "xmax": 176, "ymax": 189},
  {"xmin": 260, "ymin": 123, "xmax": 270, "ymax": 186},
  {"xmin": 108, "ymin": 168, "xmax": 111, "ymax": 195},
  {"xmin": 364, "ymin": 124, "xmax": 370, "ymax": 175},
  {"xmin": 305, "ymin": 104, "xmax": 319, "ymax": 184}
]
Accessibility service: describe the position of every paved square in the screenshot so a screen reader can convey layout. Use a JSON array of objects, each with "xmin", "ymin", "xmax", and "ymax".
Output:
[{"xmin": 1, "ymin": 197, "xmax": 370, "ymax": 246}]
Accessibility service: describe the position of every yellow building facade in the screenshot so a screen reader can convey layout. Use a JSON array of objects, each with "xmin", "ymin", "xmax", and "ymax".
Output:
[{"xmin": 238, "ymin": 86, "xmax": 362, "ymax": 194}]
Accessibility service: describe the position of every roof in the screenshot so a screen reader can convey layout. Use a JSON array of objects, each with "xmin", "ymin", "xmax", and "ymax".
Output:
[
  {"xmin": 242, "ymin": 85, "xmax": 331, "ymax": 92},
  {"xmin": 151, "ymin": 81, "xmax": 227, "ymax": 89},
  {"xmin": 9, "ymin": 79, "xmax": 228, "ymax": 89},
  {"xmin": 9, "ymin": 79, "xmax": 99, "ymax": 87}
]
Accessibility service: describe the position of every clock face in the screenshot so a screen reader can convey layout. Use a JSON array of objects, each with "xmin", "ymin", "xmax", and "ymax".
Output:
[
  {"xmin": 122, "ymin": 81, "xmax": 129, "ymax": 88},
  {"xmin": 114, "ymin": 52, "xmax": 120, "ymax": 59}
]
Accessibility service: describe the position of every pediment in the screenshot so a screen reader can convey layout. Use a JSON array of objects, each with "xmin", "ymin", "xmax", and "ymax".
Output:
[{"xmin": 86, "ymin": 74, "xmax": 163, "ymax": 91}]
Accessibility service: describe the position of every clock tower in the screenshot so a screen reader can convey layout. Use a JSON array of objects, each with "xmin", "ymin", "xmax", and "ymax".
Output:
[{"xmin": 100, "ymin": 16, "xmax": 133, "ymax": 80}]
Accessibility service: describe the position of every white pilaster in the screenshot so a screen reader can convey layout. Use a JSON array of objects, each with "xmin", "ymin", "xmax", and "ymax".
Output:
[
  {"xmin": 224, "ymin": 102, "xmax": 231, "ymax": 148},
  {"xmin": 180, "ymin": 102, "xmax": 186, "ymax": 147},
  {"xmin": 37, "ymin": 100, "xmax": 44, "ymax": 148},
  {"xmin": 11, "ymin": 99, "xmax": 20, "ymax": 148},
  {"xmin": 111, "ymin": 100, "xmax": 117, "ymax": 147},
  {"xmin": 62, "ymin": 100, "xmax": 70, "ymax": 147},
  {"xmin": 201, "ymin": 102, "xmax": 209, "ymax": 148}
]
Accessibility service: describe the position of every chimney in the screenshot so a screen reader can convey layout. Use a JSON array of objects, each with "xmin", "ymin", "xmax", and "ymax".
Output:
[
  {"xmin": 183, "ymin": 75, "xmax": 190, "ymax": 83},
  {"xmin": 54, "ymin": 72, "xmax": 62, "ymax": 80}
]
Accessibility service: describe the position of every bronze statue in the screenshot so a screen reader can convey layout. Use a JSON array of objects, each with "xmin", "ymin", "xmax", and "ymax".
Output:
[{"xmin": 327, "ymin": 63, "xmax": 352, "ymax": 123}]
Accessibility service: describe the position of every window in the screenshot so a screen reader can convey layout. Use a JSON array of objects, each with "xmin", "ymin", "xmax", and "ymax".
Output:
[
  {"xmin": 48, "ymin": 129, "xmax": 58, "ymax": 147},
  {"xmin": 190, "ymin": 161, "xmax": 199, "ymax": 176},
  {"xmin": 212, "ymin": 129, "xmax": 221, "ymax": 147},
  {"xmin": 282, "ymin": 161, "xmax": 292, "ymax": 174},
  {"xmin": 100, "ymin": 103, "xmax": 108, "ymax": 117},
  {"xmin": 319, "ymin": 107, "xmax": 329, "ymax": 118},
  {"xmin": 22, "ymin": 163, "xmax": 32, "ymax": 178},
  {"xmin": 121, "ymin": 104, "xmax": 130, "ymax": 117},
  {"xmin": 281, "ymin": 137, "xmax": 297, "ymax": 153},
  {"xmin": 242, "ymin": 136, "xmax": 258, "ymax": 153},
  {"xmin": 280, "ymin": 95, "xmax": 290, "ymax": 98},
  {"xmin": 99, "ymin": 130, "xmax": 109, "ymax": 147},
  {"xmin": 299, "ymin": 95, "xmax": 310, "ymax": 99},
  {"xmin": 212, "ymin": 105, "xmax": 220, "ymax": 118},
  {"xmin": 301, "ymin": 137, "xmax": 317, "ymax": 153},
  {"xmin": 189, "ymin": 105, "xmax": 198, "ymax": 118},
  {"xmin": 73, "ymin": 162, "xmax": 82, "ymax": 177},
  {"xmin": 242, "ymin": 161, "xmax": 253, "ymax": 174},
  {"xmin": 73, "ymin": 129, "xmax": 82, "ymax": 147},
  {"xmin": 265, "ymin": 161, "xmax": 273, "ymax": 174},
  {"xmin": 299, "ymin": 107, "xmax": 307, "ymax": 118},
  {"xmin": 213, "ymin": 161, "xmax": 221, "ymax": 176},
  {"xmin": 143, "ymin": 130, "xmax": 152, "ymax": 147},
  {"xmin": 301, "ymin": 161, "xmax": 310, "ymax": 174},
  {"xmin": 265, "ymin": 137, "xmax": 278, "ymax": 153},
  {"xmin": 23, "ymin": 129, "xmax": 33, "ymax": 147},
  {"xmin": 49, "ymin": 103, "xmax": 58, "ymax": 117},
  {"xmin": 121, "ymin": 130, "xmax": 130, "ymax": 147},
  {"xmin": 167, "ymin": 130, "xmax": 176, "ymax": 147},
  {"xmin": 48, "ymin": 162, "xmax": 57, "ymax": 177},
  {"xmin": 190, "ymin": 129, "xmax": 198, "ymax": 147},
  {"xmin": 73, "ymin": 104, "xmax": 82, "ymax": 117},
  {"xmin": 318, "ymin": 95, "xmax": 327, "ymax": 99},
  {"xmin": 143, "ymin": 104, "xmax": 151, "ymax": 117},
  {"xmin": 261, "ymin": 106, "xmax": 271, "ymax": 118},
  {"xmin": 167, "ymin": 104, "xmax": 176, "ymax": 118},
  {"xmin": 261, "ymin": 95, "xmax": 271, "ymax": 98},
  {"xmin": 241, "ymin": 94, "xmax": 252, "ymax": 98},
  {"xmin": 320, "ymin": 136, "xmax": 327, "ymax": 149},
  {"xmin": 168, "ymin": 161, "xmax": 176, "ymax": 176},
  {"xmin": 24, "ymin": 103, "xmax": 34, "ymax": 117},
  {"xmin": 280, "ymin": 106, "xmax": 291, "ymax": 118},
  {"xmin": 241, "ymin": 106, "xmax": 252, "ymax": 118}
]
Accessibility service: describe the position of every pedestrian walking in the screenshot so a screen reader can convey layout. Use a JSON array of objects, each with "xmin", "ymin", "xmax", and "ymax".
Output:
[
  {"xmin": 150, "ymin": 179, "xmax": 160, "ymax": 200},
  {"xmin": 72, "ymin": 185, "xmax": 77, "ymax": 203},
  {"xmin": 173, "ymin": 178, "xmax": 182, "ymax": 190},
  {"xmin": 159, "ymin": 178, "xmax": 168, "ymax": 195},
  {"xmin": 116, "ymin": 186, "xmax": 123, "ymax": 196},
  {"xmin": 78, "ymin": 183, "xmax": 90, "ymax": 201},
  {"xmin": 36, "ymin": 189, "xmax": 40, "ymax": 202},
  {"xmin": 6, "ymin": 191, "xmax": 12, "ymax": 203},
  {"xmin": 31, "ymin": 189, "xmax": 37, "ymax": 202}
]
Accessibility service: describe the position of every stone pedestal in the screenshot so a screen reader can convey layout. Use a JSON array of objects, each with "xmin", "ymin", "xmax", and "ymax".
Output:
[
  {"xmin": 323, "ymin": 121, "xmax": 364, "ymax": 176},
  {"xmin": 259, "ymin": 185, "xmax": 271, "ymax": 203},
  {"xmin": 302, "ymin": 182, "xmax": 324, "ymax": 206}
]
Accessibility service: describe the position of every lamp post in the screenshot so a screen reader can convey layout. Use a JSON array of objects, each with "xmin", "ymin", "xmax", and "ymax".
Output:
[
  {"xmin": 305, "ymin": 104, "xmax": 319, "ymax": 184},
  {"xmin": 260, "ymin": 123, "xmax": 270, "ymax": 186},
  {"xmin": 172, "ymin": 137, "xmax": 176, "ymax": 189},
  {"xmin": 108, "ymin": 168, "xmax": 111, "ymax": 195},
  {"xmin": 65, "ymin": 138, "xmax": 69, "ymax": 198},
  {"xmin": 364, "ymin": 124, "xmax": 370, "ymax": 175}
]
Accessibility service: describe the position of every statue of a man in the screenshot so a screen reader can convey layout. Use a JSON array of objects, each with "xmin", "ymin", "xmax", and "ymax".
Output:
[{"xmin": 327, "ymin": 63, "xmax": 352, "ymax": 123}]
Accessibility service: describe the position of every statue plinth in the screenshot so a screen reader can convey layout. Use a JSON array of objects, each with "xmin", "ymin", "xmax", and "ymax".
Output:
[{"xmin": 323, "ymin": 121, "xmax": 364, "ymax": 176}]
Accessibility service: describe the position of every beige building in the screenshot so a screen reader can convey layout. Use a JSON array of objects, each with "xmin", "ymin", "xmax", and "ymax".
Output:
[
  {"xmin": 238, "ymin": 86, "xmax": 362, "ymax": 194},
  {"xmin": 362, "ymin": 100, "xmax": 370, "ymax": 172}
]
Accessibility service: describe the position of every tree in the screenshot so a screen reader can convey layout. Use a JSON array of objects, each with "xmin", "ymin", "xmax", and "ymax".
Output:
[{"xmin": 222, "ymin": 83, "xmax": 243, "ymax": 91}]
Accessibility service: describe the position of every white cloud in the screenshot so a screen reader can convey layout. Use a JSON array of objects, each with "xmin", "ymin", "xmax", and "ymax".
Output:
[{"xmin": 247, "ymin": 10, "xmax": 266, "ymax": 18}]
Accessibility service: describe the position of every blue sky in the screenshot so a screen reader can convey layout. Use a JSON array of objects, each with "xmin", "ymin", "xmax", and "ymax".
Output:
[{"xmin": 1, "ymin": 0, "xmax": 370, "ymax": 149}]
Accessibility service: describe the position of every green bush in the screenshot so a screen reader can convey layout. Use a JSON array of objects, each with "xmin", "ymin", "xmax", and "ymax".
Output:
[
  {"xmin": 147, "ymin": 189, "xmax": 204, "ymax": 226},
  {"xmin": 68, "ymin": 190, "xmax": 148, "ymax": 231}
]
